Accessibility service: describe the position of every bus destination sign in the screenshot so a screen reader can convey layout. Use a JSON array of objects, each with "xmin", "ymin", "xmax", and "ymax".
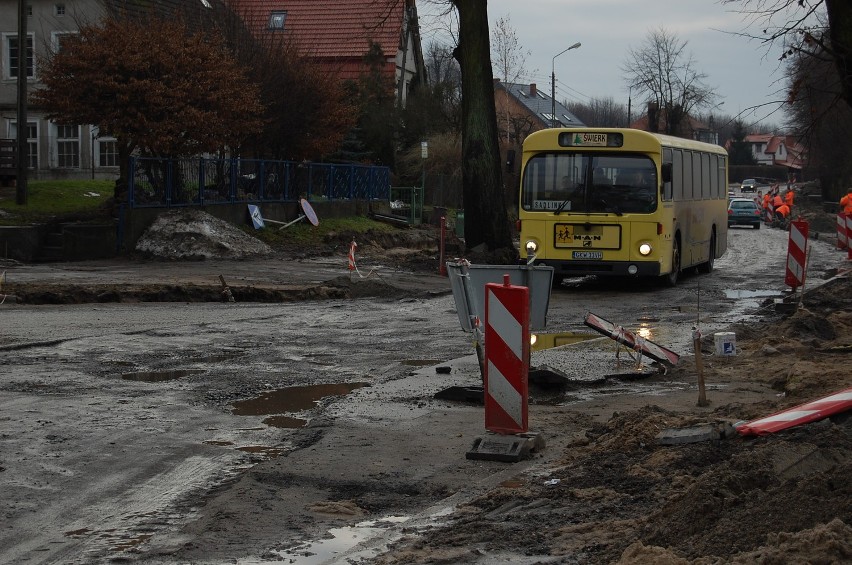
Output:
[
  {"xmin": 559, "ymin": 131, "xmax": 623, "ymax": 148},
  {"xmin": 570, "ymin": 133, "xmax": 607, "ymax": 146}
]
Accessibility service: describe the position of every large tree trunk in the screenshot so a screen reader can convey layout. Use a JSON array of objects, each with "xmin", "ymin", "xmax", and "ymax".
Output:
[
  {"xmin": 826, "ymin": 0, "xmax": 852, "ymax": 109},
  {"xmin": 452, "ymin": 0, "xmax": 514, "ymax": 253}
]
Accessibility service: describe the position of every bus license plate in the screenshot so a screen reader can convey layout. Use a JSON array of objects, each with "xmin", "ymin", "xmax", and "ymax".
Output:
[{"xmin": 573, "ymin": 251, "xmax": 602, "ymax": 259}]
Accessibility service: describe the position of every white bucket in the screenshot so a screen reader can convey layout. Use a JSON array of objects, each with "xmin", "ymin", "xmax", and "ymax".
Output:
[{"xmin": 714, "ymin": 332, "xmax": 736, "ymax": 356}]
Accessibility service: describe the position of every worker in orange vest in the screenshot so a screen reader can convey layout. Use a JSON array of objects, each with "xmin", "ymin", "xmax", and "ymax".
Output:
[
  {"xmin": 785, "ymin": 187, "xmax": 795, "ymax": 207},
  {"xmin": 841, "ymin": 190, "xmax": 852, "ymax": 214},
  {"xmin": 772, "ymin": 191, "xmax": 784, "ymax": 208},
  {"xmin": 762, "ymin": 191, "xmax": 773, "ymax": 222},
  {"xmin": 775, "ymin": 202, "xmax": 791, "ymax": 224}
]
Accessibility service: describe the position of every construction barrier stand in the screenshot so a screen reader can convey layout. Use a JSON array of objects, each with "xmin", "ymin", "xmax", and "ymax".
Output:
[
  {"xmin": 785, "ymin": 219, "xmax": 808, "ymax": 290},
  {"xmin": 484, "ymin": 275, "xmax": 530, "ymax": 435},
  {"xmin": 837, "ymin": 213, "xmax": 848, "ymax": 250}
]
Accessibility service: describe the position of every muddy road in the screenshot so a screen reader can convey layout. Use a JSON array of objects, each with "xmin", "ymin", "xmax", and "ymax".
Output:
[{"xmin": 0, "ymin": 224, "xmax": 846, "ymax": 564}]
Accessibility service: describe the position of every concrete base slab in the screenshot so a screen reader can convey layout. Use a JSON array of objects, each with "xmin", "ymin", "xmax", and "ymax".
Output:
[
  {"xmin": 466, "ymin": 431, "xmax": 545, "ymax": 462},
  {"xmin": 656, "ymin": 422, "xmax": 737, "ymax": 445}
]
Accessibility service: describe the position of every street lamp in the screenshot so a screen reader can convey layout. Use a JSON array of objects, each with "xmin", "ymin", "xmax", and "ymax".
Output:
[{"xmin": 551, "ymin": 42, "xmax": 581, "ymax": 128}]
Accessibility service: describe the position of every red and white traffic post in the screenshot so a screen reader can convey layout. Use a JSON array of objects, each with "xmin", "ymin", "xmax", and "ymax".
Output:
[
  {"xmin": 483, "ymin": 275, "xmax": 530, "ymax": 434},
  {"xmin": 847, "ymin": 214, "xmax": 852, "ymax": 261},
  {"xmin": 785, "ymin": 219, "xmax": 809, "ymax": 290}
]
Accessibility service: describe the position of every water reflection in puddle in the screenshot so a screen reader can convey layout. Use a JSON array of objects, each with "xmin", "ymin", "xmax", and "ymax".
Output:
[
  {"xmin": 231, "ymin": 382, "xmax": 368, "ymax": 416},
  {"xmin": 262, "ymin": 415, "xmax": 308, "ymax": 429},
  {"xmin": 530, "ymin": 331, "xmax": 597, "ymax": 351},
  {"xmin": 723, "ymin": 289, "xmax": 780, "ymax": 299},
  {"xmin": 121, "ymin": 369, "xmax": 203, "ymax": 382},
  {"xmin": 274, "ymin": 516, "xmax": 410, "ymax": 564}
]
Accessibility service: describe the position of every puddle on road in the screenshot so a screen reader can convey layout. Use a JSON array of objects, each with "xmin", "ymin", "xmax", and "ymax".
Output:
[
  {"xmin": 274, "ymin": 516, "xmax": 410, "ymax": 564},
  {"xmin": 121, "ymin": 369, "xmax": 203, "ymax": 382},
  {"xmin": 231, "ymin": 382, "xmax": 369, "ymax": 416},
  {"xmin": 262, "ymin": 415, "xmax": 308, "ymax": 429},
  {"xmin": 236, "ymin": 445, "xmax": 288, "ymax": 458},
  {"xmin": 723, "ymin": 289, "xmax": 780, "ymax": 299}
]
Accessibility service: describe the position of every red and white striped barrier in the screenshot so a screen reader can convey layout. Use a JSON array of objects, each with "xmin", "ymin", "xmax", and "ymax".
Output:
[
  {"xmin": 847, "ymin": 214, "xmax": 852, "ymax": 260},
  {"xmin": 837, "ymin": 213, "xmax": 848, "ymax": 250},
  {"xmin": 785, "ymin": 219, "xmax": 808, "ymax": 290},
  {"xmin": 484, "ymin": 275, "xmax": 530, "ymax": 434},
  {"xmin": 736, "ymin": 387, "xmax": 852, "ymax": 436},
  {"xmin": 348, "ymin": 240, "xmax": 357, "ymax": 271}
]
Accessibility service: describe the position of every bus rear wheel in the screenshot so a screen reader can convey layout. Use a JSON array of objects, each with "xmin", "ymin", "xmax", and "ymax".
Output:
[
  {"xmin": 698, "ymin": 231, "xmax": 716, "ymax": 274},
  {"xmin": 664, "ymin": 238, "xmax": 680, "ymax": 287}
]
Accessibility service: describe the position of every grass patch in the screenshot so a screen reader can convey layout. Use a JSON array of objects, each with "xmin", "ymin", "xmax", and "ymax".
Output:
[
  {"xmin": 0, "ymin": 180, "xmax": 113, "ymax": 225},
  {"xmin": 246, "ymin": 215, "xmax": 398, "ymax": 247},
  {"xmin": 0, "ymin": 180, "xmax": 410, "ymax": 247}
]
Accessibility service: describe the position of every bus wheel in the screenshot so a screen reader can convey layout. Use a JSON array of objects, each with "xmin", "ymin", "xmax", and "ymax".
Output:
[
  {"xmin": 698, "ymin": 232, "xmax": 716, "ymax": 274},
  {"xmin": 664, "ymin": 238, "xmax": 680, "ymax": 286}
]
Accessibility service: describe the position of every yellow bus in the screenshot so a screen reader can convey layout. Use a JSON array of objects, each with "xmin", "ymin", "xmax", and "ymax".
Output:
[{"xmin": 518, "ymin": 128, "xmax": 728, "ymax": 286}]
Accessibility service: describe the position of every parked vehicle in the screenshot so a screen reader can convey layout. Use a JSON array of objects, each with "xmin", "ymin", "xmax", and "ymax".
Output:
[
  {"xmin": 728, "ymin": 197, "xmax": 762, "ymax": 229},
  {"xmin": 740, "ymin": 178, "xmax": 757, "ymax": 192}
]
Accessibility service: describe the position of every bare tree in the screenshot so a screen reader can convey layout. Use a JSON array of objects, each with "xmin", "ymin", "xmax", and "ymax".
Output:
[
  {"xmin": 567, "ymin": 97, "xmax": 627, "ymax": 128},
  {"xmin": 491, "ymin": 15, "xmax": 531, "ymax": 143},
  {"xmin": 724, "ymin": 1, "xmax": 851, "ymax": 110},
  {"xmin": 450, "ymin": 0, "xmax": 514, "ymax": 254},
  {"xmin": 622, "ymin": 27, "xmax": 716, "ymax": 136}
]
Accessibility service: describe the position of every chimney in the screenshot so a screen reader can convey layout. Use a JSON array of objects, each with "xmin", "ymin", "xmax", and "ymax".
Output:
[
  {"xmin": 529, "ymin": 83, "xmax": 537, "ymax": 97},
  {"xmin": 648, "ymin": 102, "xmax": 659, "ymax": 133}
]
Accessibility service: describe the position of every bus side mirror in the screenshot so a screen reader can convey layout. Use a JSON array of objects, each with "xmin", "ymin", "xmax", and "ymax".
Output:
[{"xmin": 661, "ymin": 163, "xmax": 672, "ymax": 183}]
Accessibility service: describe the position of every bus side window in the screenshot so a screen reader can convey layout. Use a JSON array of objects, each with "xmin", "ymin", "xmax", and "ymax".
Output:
[{"xmin": 662, "ymin": 149, "xmax": 673, "ymax": 201}]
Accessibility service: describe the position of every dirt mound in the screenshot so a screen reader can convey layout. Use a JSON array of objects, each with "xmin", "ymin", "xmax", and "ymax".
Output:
[{"xmin": 135, "ymin": 209, "xmax": 273, "ymax": 260}]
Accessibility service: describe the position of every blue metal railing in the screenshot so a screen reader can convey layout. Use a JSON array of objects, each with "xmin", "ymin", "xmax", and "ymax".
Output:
[{"xmin": 128, "ymin": 157, "xmax": 391, "ymax": 208}]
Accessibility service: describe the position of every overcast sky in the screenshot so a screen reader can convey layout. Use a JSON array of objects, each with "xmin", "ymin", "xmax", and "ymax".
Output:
[{"xmin": 419, "ymin": 0, "xmax": 819, "ymax": 130}]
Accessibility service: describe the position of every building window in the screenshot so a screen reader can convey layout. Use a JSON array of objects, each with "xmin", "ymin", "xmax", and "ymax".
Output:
[
  {"xmin": 98, "ymin": 139, "xmax": 118, "ymax": 167},
  {"xmin": 27, "ymin": 5, "xmax": 32, "ymax": 16},
  {"xmin": 269, "ymin": 11, "xmax": 287, "ymax": 30},
  {"xmin": 53, "ymin": 31, "xmax": 76, "ymax": 53},
  {"xmin": 10, "ymin": 121, "xmax": 38, "ymax": 169},
  {"xmin": 55, "ymin": 3, "xmax": 65, "ymax": 16},
  {"xmin": 5, "ymin": 34, "xmax": 35, "ymax": 79},
  {"xmin": 56, "ymin": 124, "xmax": 80, "ymax": 168}
]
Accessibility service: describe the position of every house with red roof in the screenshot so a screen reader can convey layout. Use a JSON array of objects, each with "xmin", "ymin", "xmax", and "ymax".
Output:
[
  {"xmin": 740, "ymin": 133, "xmax": 806, "ymax": 170},
  {"xmin": 227, "ymin": 0, "xmax": 426, "ymax": 107}
]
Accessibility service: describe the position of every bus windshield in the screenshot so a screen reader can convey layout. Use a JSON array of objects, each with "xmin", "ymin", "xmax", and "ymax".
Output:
[{"xmin": 521, "ymin": 153, "xmax": 657, "ymax": 215}]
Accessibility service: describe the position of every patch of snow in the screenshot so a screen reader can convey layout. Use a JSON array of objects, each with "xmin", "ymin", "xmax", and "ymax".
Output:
[{"xmin": 135, "ymin": 209, "xmax": 273, "ymax": 260}]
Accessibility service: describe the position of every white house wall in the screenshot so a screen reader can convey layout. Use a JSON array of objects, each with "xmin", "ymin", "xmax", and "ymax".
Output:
[{"xmin": 1, "ymin": 0, "xmax": 114, "ymax": 180}]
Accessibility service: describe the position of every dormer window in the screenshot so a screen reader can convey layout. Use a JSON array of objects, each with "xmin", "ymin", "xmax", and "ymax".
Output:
[{"xmin": 269, "ymin": 11, "xmax": 287, "ymax": 30}]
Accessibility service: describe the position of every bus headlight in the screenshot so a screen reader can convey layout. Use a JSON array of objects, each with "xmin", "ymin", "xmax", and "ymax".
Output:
[
  {"xmin": 638, "ymin": 242, "xmax": 653, "ymax": 256},
  {"xmin": 525, "ymin": 240, "xmax": 538, "ymax": 256}
]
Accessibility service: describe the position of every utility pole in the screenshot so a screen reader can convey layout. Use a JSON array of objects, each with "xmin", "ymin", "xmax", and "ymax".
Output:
[{"xmin": 16, "ymin": 0, "xmax": 28, "ymax": 205}]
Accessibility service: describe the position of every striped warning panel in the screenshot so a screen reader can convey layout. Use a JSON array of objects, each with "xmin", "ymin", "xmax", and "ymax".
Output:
[
  {"xmin": 785, "ymin": 220, "xmax": 809, "ymax": 290},
  {"xmin": 583, "ymin": 312, "xmax": 680, "ymax": 366},
  {"xmin": 484, "ymin": 279, "xmax": 529, "ymax": 434},
  {"xmin": 736, "ymin": 387, "xmax": 852, "ymax": 436}
]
